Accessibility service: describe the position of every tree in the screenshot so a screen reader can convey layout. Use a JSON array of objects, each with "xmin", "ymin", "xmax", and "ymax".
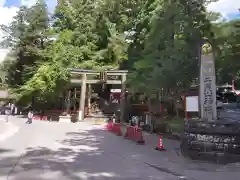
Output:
[
  {"xmin": 18, "ymin": 0, "xmax": 144, "ymax": 101},
  {"xmin": 0, "ymin": 0, "xmax": 49, "ymax": 88},
  {"xmin": 53, "ymin": 0, "xmax": 75, "ymax": 32},
  {"xmin": 127, "ymin": 0, "xmax": 213, "ymax": 95},
  {"xmin": 1, "ymin": 0, "xmax": 238, "ymax": 108},
  {"xmin": 214, "ymin": 19, "xmax": 240, "ymax": 84}
]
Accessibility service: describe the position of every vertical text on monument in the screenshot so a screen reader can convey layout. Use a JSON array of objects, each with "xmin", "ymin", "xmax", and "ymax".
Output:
[{"xmin": 200, "ymin": 43, "xmax": 217, "ymax": 120}]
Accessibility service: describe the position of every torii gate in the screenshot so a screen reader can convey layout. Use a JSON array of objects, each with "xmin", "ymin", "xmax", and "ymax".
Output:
[{"xmin": 70, "ymin": 68, "xmax": 128, "ymax": 121}]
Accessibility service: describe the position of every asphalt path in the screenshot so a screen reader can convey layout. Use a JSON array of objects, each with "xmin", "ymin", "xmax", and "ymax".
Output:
[
  {"xmin": 0, "ymin": 116, "xmax": 240, "ymax": 180},
  {"xmin": 219, "ymin": 103, "xmax": 240, "ymax": 121},
  {"xmin": 0, "ymin": 117, "xmax": 179, "ymax": 180}
]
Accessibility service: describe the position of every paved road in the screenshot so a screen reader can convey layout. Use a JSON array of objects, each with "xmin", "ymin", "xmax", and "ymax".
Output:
[
  {"xmin": 0, "ymin": 117, "xmax": 240, "ymax": 180},
  {"xmin": 220, "ymin": 103, "xmax": 240, "ymax": 121},
  {"xmin": 0, "ymin": 117, "xmax": 19, "ymax": 142}
]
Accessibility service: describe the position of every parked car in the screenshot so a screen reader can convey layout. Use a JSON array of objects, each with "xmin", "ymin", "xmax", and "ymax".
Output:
[{"xmin": 217, "ymin": 88, "xmax": 237, "ymax": 103}]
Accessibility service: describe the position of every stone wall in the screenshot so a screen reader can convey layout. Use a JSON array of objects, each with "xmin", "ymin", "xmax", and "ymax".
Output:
[{"xmin": 181, "ymin": 119, "xmax": 240, "ymax": 164}]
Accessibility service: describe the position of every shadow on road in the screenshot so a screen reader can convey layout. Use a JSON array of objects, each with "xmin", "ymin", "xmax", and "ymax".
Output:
[
  {"xmin": 0, "ymin": 148, "xmax": 13, "ymax": 154},
  {"xmin": 1, "ymin": 128, "xmax": 170, "ymax": 180},
  {"xmin": 0, "ymin": 126, "xmax": 240, "ymax": 180},
  {"xmin": 0, "ymin": 129, "xmax": 112, "ymax": 180}
]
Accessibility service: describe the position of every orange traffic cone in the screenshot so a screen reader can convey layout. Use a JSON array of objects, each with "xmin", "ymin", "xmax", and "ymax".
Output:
[{"xmin": 155, "ymin": 136, "xmax": 166, "ymax": 151}]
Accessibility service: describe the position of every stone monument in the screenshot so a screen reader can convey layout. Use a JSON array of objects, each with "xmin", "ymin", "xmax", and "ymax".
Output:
[
  {"xmin": 180, "ymin": 41, "xmax": 240, "ymax": 164},
  {"xmin": 199, "ymin": 42, "xmax": 217, "ymax": 120}
]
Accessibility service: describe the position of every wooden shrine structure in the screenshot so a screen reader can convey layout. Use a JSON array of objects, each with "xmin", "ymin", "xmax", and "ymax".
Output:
[{"xmin": 69, "ymin": 68, "xmax": 128, "ymax": 121}]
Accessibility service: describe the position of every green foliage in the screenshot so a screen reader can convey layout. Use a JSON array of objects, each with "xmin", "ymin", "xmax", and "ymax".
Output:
[
  {"xmin": 0, "ymin": 0, "xmax": 238, "ymax": 105},
  {"xmin": 127, "ymin": 0, "xmax": 212, "ymax": 95},
  {"xmin": 166, "ymin": 116, "xmax": 184, "ymax": 133},
  {"xmin": 0, "ymin": 1, "xmax": 49, "ymax": 88},
  {"xmin": 214, "ymin": 20, "xmax": 240, "ymax": 84},
  {"xmin": 0, "ymin": 0, "xmax": 137, "ymax": 103}
]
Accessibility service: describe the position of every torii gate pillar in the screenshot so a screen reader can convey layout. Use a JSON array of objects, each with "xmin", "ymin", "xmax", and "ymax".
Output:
[
  {"xmin": 79, "ymin": 74, "xmax": 87, "ymax": 121},
  {"xmin": 120, "ymin": 74, "xmax": 126, "ymax": 122}
]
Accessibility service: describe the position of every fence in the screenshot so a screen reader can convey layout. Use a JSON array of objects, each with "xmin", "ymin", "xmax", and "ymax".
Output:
[{"xmin": 105, "ymin": 121, "xmax": 145, "ymax": 144}]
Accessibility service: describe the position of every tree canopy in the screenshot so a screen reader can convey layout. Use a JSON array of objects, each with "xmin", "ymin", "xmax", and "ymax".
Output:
[{"xmin": 0, "ymin": 0, "xmax": 239, "ymax": 104}]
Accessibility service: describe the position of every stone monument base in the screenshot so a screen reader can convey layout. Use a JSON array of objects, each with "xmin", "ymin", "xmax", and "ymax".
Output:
[
  {"xmin": 180, "ymin": 118, "xmax": 240, "ymax": 164},
  {"xmin": 59, "ymin": 115, "xmax": 71, "ymax": 123}
]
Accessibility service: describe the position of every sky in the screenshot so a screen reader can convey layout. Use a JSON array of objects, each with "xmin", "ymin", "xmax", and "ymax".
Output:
[{"xmin": 0, "ymin": 0, "xmax": 240, "ymax": 61}]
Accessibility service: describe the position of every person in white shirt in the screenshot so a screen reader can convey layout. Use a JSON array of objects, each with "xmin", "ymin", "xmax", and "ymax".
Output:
[
  {"xmin": 26, "ymin": 110, "xmax": 33, "ymax": 124},
  {"xmin": 5, "ymin": 107, "xmax": 10, "ymax": 123},
  {"xmin": 11, "ymin": 103, "xmax": 14, "ymax": 115}
]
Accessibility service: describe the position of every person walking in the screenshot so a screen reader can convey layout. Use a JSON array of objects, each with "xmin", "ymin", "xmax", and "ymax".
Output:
[
  {"xmin": 5, "ymin": 107, "xmax": 10, "ymax": 123},
  {"xmin": 11, "ymin": 103, "xmax": 14, "ymax": 115},
  {"xmin": 26, "ymin": 110, "xmax": 33, "ymax": 124}
]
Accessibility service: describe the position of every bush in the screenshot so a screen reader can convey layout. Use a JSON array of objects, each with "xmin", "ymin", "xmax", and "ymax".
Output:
[{"xmin": 166, "ymin": 117, "xmax": 184, "ymax": 133}]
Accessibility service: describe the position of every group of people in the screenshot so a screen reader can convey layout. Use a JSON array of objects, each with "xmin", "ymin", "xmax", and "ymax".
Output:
[
  {"xmin": 5, "ymin": 109, "xmax": 33, "ymax": 124},
  {"xmin": 4, "ymin": 104, "xmax": 34, "ymax": 124},
  {"xmin": 4, "ymin": 103, "xmax": 18, "ymax": 115}
]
